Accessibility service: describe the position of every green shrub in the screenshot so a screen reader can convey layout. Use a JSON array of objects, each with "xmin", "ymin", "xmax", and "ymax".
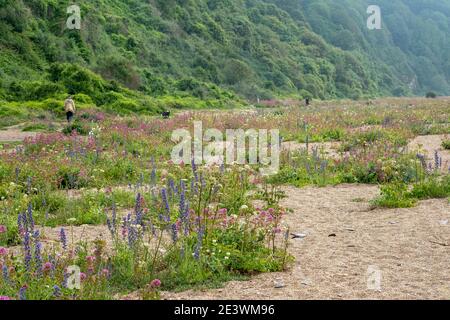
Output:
[
  {"xmin": 74, "ymin": 93, "xmax": 94, "ymax": 104},
  {"xmin": 22, "ymin": 123, "xmax": 54, "ymax": 132},
  {"xmin": 410, "ymin": 177, "xmax": 450, "ymax": 200},
  {"xmin": 62, "ymin": 120, "xmax": 89, "ymax": 135},
  {"xmin": 372, "ymin": 183, "xmax": 417, "ymax": 208},
  {"xmin": 56, "ymin": 167, "xmax": 87, "ymax": 190},
  {"xmin": 442, "ymin": 140, "xmax": 450, "ymax": 150}
]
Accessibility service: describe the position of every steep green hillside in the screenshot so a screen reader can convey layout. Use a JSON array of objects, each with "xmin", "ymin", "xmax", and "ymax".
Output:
[
  {"xmin": 292, "ymin": 0, "xmax": 450, "ymax": 95},
  {"xmin": 0, "ymin": 0, "xmax": 449, "ymax": 112}
]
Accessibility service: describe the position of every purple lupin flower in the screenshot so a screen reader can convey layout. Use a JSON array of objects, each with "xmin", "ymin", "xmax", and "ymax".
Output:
[
  {"xmin": 179, "ymin": 181, "xmax": 190, "ymax": 236},
  {"xmin": 416, "ymin": 153, "xmax": 427, "ymax": 171},
  {"xmin": 200, "ymin": 173, "xmax": 206, "ymax": 188},
  {"xmin": 112, "ymin": 202, "xmax": 117, "ymax": 230},
  {"xmin": 53, "ymin": 285, "xmax": 61, "ymax": 298},
  {"xmin": 19, "ymin": 286, "xmax": 27, "ymax": 300},
  {"xmin": 34, "ymin": 239, "xmax": 43, "ymax": 276},
  {"xmin": 193, "ymin": 227, "xmax": 205, "ymax": 260},
  {"xmin": 183, "ymin": 203, "xmax": 190, "ymax": 236},
  {"xmin": 169, "ymin": 178, "xmax": 175, "ymax": 198},
  {"xmin": 23, "ymin": 231, "xmax": 32, "ymax": 272},
  {"xmin": 191, "ymin": 158, "xmax": 198, "ymax": 182},
  {"xmin": 161, "ymin": 188, "xmax": 170, "ymax": 221},
  {"xmin": 434, "ymin": 150, "xmax": 441, "ymax": 170},
  {"xmin": 127, "ymin": 225, "xmax": 138, "ymax": 248},
  {"xmin": 150, "ymin": 167, "xmax": 156, "ymax": 186},
  {"xmin": 2, "ymin": 265, "xmax": 9, "ymax": 283},
  {"xmin": 171, "ymin": 223, "xmax": 178, "ymax": 243},
  {"xmin": 121, "ymin": 216, "xmax": 128, "ymax": 240},
  {"xmin": 17, "ymin": 213, "xmax": 24, "ymax": 235},
  {"xmin": 15, "ymin": 167, "xmax": 20, "ymax": 183},
  {"xmin": 48, "ymin": 254, "xmax": 56, "ymax": 277},
  {"xmin": 27, "ymin": 203, "xmax": 34, "ymax": 231},
  {"xmin": 62, "ymin": 271, "xmax": 69, "ymax": 288},
  {"xmin": 106, "ymin": 217, "xmax": 113, "ymax": 237},
  {"xmin": 190, "ymin": 179, "xmax": 198, "ymax": 195},
  {"xmin": 59, "ymin": 228, "xmax": 67, "ymax": 251},
  {"xmin": 106, "ymin": 203, "xmax": 117, "ymax": 238},
  {"xmin": 179, "ymin": 181, "xmax": 186, "ymax": 217},
  {"xmin": 135, "ymin": 193, "xmax": 143, "ymax": 225}
]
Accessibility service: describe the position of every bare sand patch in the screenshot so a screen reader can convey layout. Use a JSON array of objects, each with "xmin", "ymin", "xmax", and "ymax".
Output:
[
  {"xmin": 0, "ymin": 129, "xmax": 37, "ymax": 142},
  {"xmin": 162, "ymin": 184, "xmax": 450, "ymax": 300}
]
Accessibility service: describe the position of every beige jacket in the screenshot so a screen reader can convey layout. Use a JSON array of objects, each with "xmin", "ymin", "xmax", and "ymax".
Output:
[{"xmin": 64, "ymin": 99, "xmax": 76, "ymax": 113}]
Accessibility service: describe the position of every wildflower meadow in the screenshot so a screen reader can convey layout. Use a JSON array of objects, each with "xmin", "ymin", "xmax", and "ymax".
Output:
[{"xmin": 0, "ymin": 97, "xmax": 449, "ymax": 300}]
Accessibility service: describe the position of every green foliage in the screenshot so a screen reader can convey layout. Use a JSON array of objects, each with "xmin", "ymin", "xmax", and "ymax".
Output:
[
  {"xmin": 62, "ymin": 120, "xmax": 89, "ymax": 135},
  {"xmin": 2, "ymin": 0, "xmax": 450, "ymax": 105},
  {"xmin": 426, "ymin": 92, "xmax": 437, "ymax": 98},
  {"xmin": 372, "ymin": 176, "xmax": 450, "ymax": 208},
  {"xmin": 56, "ymin": 166, "xmax": 87, "ymax": 190},
  {"xmin": 409, "ymin": 176, "xmax": 450, "ymax": 200},
  {"xmin": 372, "ymin": 183, "xmax": 417, "ymax": 208}
]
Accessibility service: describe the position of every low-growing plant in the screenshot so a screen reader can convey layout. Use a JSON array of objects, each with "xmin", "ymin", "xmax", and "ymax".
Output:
[
  {"xmin": 62, "ymin": 121, "xmax": 89, "ymax": 136},
  {"xmin": 371, "ymin": 183, "xmax": 417, "ymax": 208},
  {"xmin": 442, "ymin": 140, "xmax": 450, "ymax": 150}
]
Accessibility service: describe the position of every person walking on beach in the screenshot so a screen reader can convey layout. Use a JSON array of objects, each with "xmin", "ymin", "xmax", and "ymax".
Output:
[{"xmin": 64, "ymin": 96, "xmax": 76, "ymax": 123}]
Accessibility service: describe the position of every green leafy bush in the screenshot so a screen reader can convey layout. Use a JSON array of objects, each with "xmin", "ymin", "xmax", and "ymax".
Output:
[
  {"xmin": 372, "ymin": 183, "xmax": 417, "ymax": 208},
  {"xmin": 442, "ymin": 140, "xmax": 450, "ymax": 150},
  {"xmin": 62, "ymin": 120, "xmax": 89, "ymax": 135}
]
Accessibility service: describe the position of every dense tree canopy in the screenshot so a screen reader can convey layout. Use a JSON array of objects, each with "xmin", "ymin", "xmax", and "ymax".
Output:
[{"xmin": 0, "ymin": 0, "xmax": 449, "ymax": 104}]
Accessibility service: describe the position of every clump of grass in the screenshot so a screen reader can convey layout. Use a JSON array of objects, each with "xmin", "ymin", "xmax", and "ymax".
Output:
[
  {"xmin": 442, "ymin": 140, "xmax": 450, "ymax": 150},
  {"xmin": 371, "ymin": 183, "xmax": 417, "ymax": 208},
  {"xmin": 22, "ymin": 123, "xmax": 55, "ymax": 132},
  {"xmin": 409, "ymin": 176, "xmax": 450, "ymax": 200},
  {"xmin": 372, "ymin": 176, "xmax": 450, "ymax": 209},
  {"xmin": 62, "ymin": 120, "xmax": 89, "ymax": 135}
]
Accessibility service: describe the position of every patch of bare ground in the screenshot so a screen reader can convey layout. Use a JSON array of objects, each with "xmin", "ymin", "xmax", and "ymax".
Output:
[
  {"xmin": 408, "ymin": 134, "xmax": 450, "ymax": 172},
  {"xmin": 162, "ymin": 184, "xmax": 450, "ymax": 300},
  {"xmin": 0, "ymin": 128, "xmax": 37, "ymax": 142},
  {"xmin": 0, "ymin": 122, "xmax": 64, "ymax": 143}
]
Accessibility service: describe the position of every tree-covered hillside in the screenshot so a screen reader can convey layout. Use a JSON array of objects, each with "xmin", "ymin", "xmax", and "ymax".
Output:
[{"xmin": 0, "ymin": 0, "xmax": 449, "ymax": 111}]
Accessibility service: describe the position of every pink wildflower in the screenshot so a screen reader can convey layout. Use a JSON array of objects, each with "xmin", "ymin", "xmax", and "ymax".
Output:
[
  {"xmin": 86, "ymin": 256, "xmax": 96, "ymax": 264},
  {"xmin": 42, "ymin": 262, "xmax": 53, "ymax": 272},
  {"xmin": 0, "ymin": 247, "xmax": 7, "ymax": 256},
  {"xmin": 101, "ymin": 269, "xmax": 110, "ymax": 277},
  {"xmin": 150, "ymin": 279, "xmax": 161, "ymax": 288}
]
